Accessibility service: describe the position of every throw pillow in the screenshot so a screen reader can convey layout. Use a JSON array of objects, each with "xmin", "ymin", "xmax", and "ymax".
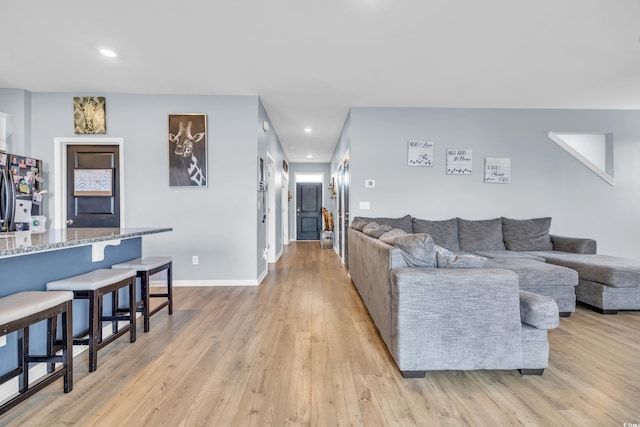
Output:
[
  {"xmin": 502, "ymin": 217, "xmax": 553, "ymax": 251},
  {"xmin": 457, "ymin": 218, "xmax": 506, "ymax": 251},
  {"xmin": 362, "ymin": 223, "xmax": 393, "ymax": 238},
  {"xmin": 379, "ymin": 228, "xmax": 407, "ymax": 244},
  {"xmin": 412, "ymin": 218, "xmax": 460, "ymax": 250},
  {"xmin": 384, "ymin": 233, "xmax": 436, "ymax": 268},
  {"xmin": 435, "ymin": 245, "xmax": 488, "ymax": 269},
  {"xmin": 356, "ymin": 215, "xmax": 413, "ymax": 234},
  {"xmin": 350, "ymin": 218, "xmax": 369, "ymax": 231}
]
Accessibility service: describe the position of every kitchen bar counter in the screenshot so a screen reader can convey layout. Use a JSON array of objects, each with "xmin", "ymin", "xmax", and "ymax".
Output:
[
  {"xmin": 0, "ymin": 227, "xmax": 172, "ymax": 258},
  {"xmin": 0, "ymin": 226, "xmax": 173, "ymax": 383}
]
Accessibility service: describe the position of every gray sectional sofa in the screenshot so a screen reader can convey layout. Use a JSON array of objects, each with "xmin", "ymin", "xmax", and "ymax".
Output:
[
  {"xmin": 349, "ymin": 215, "xmax": 640, "ymax": 377},
  {"xmin": 348, "ymin": 220, "xmax": 560, "ymax": 377}
]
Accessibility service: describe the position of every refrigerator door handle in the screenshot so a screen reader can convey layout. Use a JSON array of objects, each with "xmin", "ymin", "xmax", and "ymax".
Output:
[
  {"xmin": 1, "ymin": 169, "xmax": 16, "ymax": 232},
  {"xmin": 7, "ymin": 170, "xmax": 16, "ymax": 231}
]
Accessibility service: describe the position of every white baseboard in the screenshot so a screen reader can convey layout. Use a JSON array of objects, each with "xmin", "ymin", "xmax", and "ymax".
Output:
[{"xmin": 164, "ymin": 279, "xmax": 260, "ymax": 287}]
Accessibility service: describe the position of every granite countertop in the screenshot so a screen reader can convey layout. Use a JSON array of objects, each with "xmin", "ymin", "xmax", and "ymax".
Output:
[{"xmin": 0, "ymin": 227, "xmax": 172, "ymax": 258}]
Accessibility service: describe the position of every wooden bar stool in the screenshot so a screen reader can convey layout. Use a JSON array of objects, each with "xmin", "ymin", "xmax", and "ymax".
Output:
[
  {"xmin": 0, "ymin": 291, "xmax": 73, "ymax": 415},
  {"xmin": 111, "ymin": 257, "xmax": 173, "ymax": 332},
  {"xmin": 46, "ymin": 269, "xmax": 137, "ymax": 372}
]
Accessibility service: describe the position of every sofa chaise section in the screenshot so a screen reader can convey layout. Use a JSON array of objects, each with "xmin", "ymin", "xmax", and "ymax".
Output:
[{"xmin": 526, "ymin": 251, "xmax": 640, "ymax": 313}]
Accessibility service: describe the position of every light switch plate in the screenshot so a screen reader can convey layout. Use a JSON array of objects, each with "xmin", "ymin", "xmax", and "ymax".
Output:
[{"xmin": 359, "ymin": 201, "xmax": 371, "ymax": 210}]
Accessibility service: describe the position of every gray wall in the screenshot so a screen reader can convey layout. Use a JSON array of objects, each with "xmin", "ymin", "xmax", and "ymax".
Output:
[
  {"xmin": 0, "ymin": 88, "xmax": 31, "ymax": 154},
  {"xmin": 288, "ymin": 162, "xmax": 332, "ymax": 240},
  {"xmin": 338, "ymin": 107, "xmax": 640, "ymax": 259},
  {"xmin": 257, "ymin": 100, "xmax": 288, "ymax": 275},
  {"xmin": 2, "ymin": 89, "xmax": 288, "ymax": 283}
]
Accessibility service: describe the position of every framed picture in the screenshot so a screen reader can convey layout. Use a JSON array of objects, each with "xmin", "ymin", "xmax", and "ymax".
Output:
[
  {"xmin": 484, "ymin": 157, "xmax": 511, "ymax": 184},
  {"xmin": 408, "ymin": 140, "xmax": 434, "ymax": 166},
  {"xmin": 73, "ymin": 97, "xmax": 106, "ymax": 134},
  {"xmin": 168, "ymin": 114, "xmax": 207, "ymax": 187},
  {"xmin": 73, "ymin": 168, "xmax": 114, "ymax": 196}
]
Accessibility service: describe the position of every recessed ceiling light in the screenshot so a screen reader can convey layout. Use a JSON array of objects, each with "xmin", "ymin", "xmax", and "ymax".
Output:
[
  {"xmin": 99, "ymin": 48, "xmax": 117, "ymax": 58},
  {"xmin": 307, "ymin": 154, "xmax": 313, "ymax": 159},
  {"xmin": 304, "ymin": 128, "xmax": 312, "ymax": 133}
]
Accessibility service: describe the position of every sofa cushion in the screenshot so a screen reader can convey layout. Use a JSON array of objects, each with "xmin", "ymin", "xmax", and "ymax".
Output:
[
  {"xmin": 530, "ymin": 252, "xmax": 640, "ymax": 288},
  {"xmin": 412, "ymin": 218, "xmax": 460, "ymax": 250},
  {"xmin": 355, "ymin": 215, "xmax": 413, "ymax": 234},
  {"xmin": 471, "ymin": 250, "xmax": 547, "ymax": 263},
  {"xmin": 457, "ymin": 218, "xmax": 505, "ymax": 251},
  {"xmin": 485, "ymin": 258, "xmax": 578, "ymax": 288},
  {"xmin": 384, "ymin": 233, "xmax": 436, "ymax": 268},
  {"xmin": 350, "ymin": 218, "xmax": 369, "ymax": 231},
  {"xmin": 435, "ymin": 245, "xmax": 487, "ymax": 268},
  {"xmin": 519, "ymin": 290, "xmax": 559, "ymax": 329},
  {"xmin": 362, "ymin": 222, "xmax": 393, "ymax": 238},
  {"xmin": 502, "ymin": 217, "xmax": 553, "ymax": 251},
  {"xmin": 379, "ymin": 228, "xmax": 407, "ymax": 244}
]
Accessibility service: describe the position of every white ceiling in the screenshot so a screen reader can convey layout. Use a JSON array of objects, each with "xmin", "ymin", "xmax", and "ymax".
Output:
[{"xmin": 1, "ymin": 0, "xmax": 639, "ymax": 162}]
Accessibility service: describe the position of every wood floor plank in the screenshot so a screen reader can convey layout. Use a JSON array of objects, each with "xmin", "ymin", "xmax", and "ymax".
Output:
[{"xmin": 1, "ymin": 241, "xmax": 640, "ymax": 426}]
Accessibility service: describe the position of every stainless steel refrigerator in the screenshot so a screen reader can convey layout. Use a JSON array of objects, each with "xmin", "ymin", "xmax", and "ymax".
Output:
[{"xmin": 0, "ymin": 152, "xmax": 44, "ymax": 232}]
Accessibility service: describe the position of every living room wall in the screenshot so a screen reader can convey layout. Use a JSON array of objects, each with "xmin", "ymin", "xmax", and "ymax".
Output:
[
  {"xmin": 0, "ymin": 88, "xmax": 31, "ymax": 154},
  {"xmin": 2, "ymin": 89, "xmax": 287, "ymax": 284},
  {"xmin": 339, "ymin": 107, "xmax": 640, "ymax": 259}
]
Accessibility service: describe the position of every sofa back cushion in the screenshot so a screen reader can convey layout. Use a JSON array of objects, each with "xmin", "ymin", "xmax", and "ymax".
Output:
[
  {"xmin": 383, "ymin": 233, "xmax": 436, "ymax": 267},
  {"xmin": 354, "ymin": 215, "xmax": 413, "ymax": 234},
  {"xmin": 362, "ymin": 222, "xmax": 393, "ymax": 238},
  {"xmin": 412, "ymin": 218, "xmax": 460, "ymax": 250},
  {"xmin": 457, "ymin": 218, "xmax": 505, "ymax": 251},
  {"xmin": 350, "ymin": 218, "xmax": 369, "ymax": 231},
  {"xmin": 379, "ymin": 228, "xmax": 407, "ymax": 244},
  {"xmin": 501, "ymin": 217, "xmax": 553, "ymax": 251},
  {"xmin": 435, "ymin": 245, "xmax": 488, "ymax": 268}
]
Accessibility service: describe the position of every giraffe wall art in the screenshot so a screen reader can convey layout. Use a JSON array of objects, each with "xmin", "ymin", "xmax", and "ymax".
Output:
[{"xmin": 168, "ymin": 114, "xmax": 208, "ymax": 187}]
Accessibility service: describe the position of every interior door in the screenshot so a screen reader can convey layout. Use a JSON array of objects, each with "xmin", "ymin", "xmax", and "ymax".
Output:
[
  {"xmin": 66, "ymin": 145, "xmax": 120, "ymax": 228},
  {"xmin": 337, "ymin": 166, "xmax": 344, "ymax": 259},
  {"xmin": 296, "ymin": 182, "xmax": 322, "ymax": 240},
  {"xmin": 343, "ymin": 158, "xmax": 350, "ymax": 267}
]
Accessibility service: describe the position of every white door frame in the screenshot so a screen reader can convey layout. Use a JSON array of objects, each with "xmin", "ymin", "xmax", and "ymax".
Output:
[
  {"xmin": 266, "ymin": 153, "xmax": 277, "ymax": 263},
  {"xmin": 281, "ymin": 170, "xmax": 289, "ymax": 245},
  {"xmin": 54, "ymin": 137, "xmax": 126, "ymax": 229},
  {"xmin": 338, "ymin": 150, "xmax": 350, "ymax": 262}
]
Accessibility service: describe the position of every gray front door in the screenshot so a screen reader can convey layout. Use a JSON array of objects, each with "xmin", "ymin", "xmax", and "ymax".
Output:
[
  {"xmin": 66, "ymin": 145, "xmax": 120, "ymax": 228},
  {"xmin": 296, "ymin": 182, "xmax": 322, "ymax": 240}
]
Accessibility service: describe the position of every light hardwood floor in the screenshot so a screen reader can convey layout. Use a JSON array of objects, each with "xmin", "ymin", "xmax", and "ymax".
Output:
[{"xmin": 1, "ymin": 241, "xmax": 639, "ymax": 426}]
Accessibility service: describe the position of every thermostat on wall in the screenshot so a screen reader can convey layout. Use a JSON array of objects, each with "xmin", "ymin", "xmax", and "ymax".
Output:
[{"xmin": 365, "ymin": 179, "xmax": 375, "ymax": 188}]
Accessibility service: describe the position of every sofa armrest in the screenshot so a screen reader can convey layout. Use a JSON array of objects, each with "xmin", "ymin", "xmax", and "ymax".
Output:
[
  {"xmin": 519, "ymin": 290, "xmax": 559, "ymax": 330},
  {"xmin": 550, "ymin": 234, "xmax": 597, "ymax": 254},
  {"xmin": 389, "ymin": 267, "xmax": 524, "ymax": 370}
]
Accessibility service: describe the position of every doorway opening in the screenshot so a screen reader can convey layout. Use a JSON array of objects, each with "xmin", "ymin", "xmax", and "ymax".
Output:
[
  {"xmin": 266, "ymin": 154, "xmax": 277, "ymax": 263},
  {"xmin": 281, "ymin": 171, "xmax": 289, "ymax": 246}
]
